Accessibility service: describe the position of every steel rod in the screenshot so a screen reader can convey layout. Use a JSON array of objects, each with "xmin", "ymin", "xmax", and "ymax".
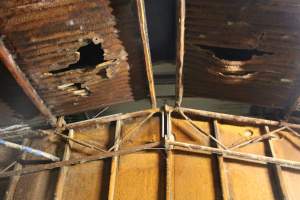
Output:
[
  {"xmin": 229, "ymin": 126, "xmax": 285, "ymax": 150},
  {"xmin": 0, "ymin": 142, "xmax": 161, "ymax": 178},
  {"xmin": 0, "ymin": 138, "xmax": 59, "ymax": 161},
  {"xmin": 109, "ymin": 112, "xmax": 155, "ymax": 151},
  {"xmin": 169, "ymin": 140, "xmax": 300, "ymax": 170},
  {"xmin": 179, "ymin": 109, "xmax": 228, "ymax": 149},
  {"xmin": 169, "ymin": 106, "xmax": 300, "ymax": 129},
  {"xmin": 4, "ymin": 139, "xmax": 30, "ymax": 200},
  {"xmin": 66, "ymin": 108, "xmax": 159, "ymax": 129}
]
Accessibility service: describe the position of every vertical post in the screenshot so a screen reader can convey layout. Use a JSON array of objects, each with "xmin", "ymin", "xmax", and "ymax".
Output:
[
  {"xmin": 212, "ymin": 120, "xmax": 231, "ymax": 200},
  {"xmin": 4, "ymin": 139, "xmax": 30, "ymax": 200},
  {"xmin": 165, "ymin": 110, "xmax": 174, "ymax": 200},
  {"xmin": 0, "ymin": 41, "xmax": 57, "ymax": 126},
  {"xmin": 54, "ymin": 129, "xmax": 74, "ymax": 200},
  {"xmin": 175, "ymin": 0, "xmax": 186, "ymax": 106},
  {"xmin": 264, "ymin": 126, "xmax": 290, "ymax": 200},
  {"xmin": 108, "ymin": 120, "xmax": 122, "ymax": 200},
  {"xmin": 136, "ymin": 0, "xmax": 157, "ymax": 108}
]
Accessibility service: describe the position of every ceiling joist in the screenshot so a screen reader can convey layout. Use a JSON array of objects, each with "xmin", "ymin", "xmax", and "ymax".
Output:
[
  {"xmin": 175, "ymin": 0, "xmax": 186, "ymax": 107},
  {"xmin": 136, "ymin": 0, "xmax": 157, "ymax": 108}
]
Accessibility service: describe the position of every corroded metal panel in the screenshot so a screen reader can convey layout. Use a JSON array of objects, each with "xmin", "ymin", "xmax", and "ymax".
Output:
[
  {"xmin": 0, "ymin": 0, "xmax": 147, "ymax": 116},
  {"xmin": 183, "ymin": 0, "xmax": 300, "ymax": 109}
]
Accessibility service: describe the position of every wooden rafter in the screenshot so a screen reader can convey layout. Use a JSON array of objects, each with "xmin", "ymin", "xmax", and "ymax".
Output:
[
  {"xmin": 175, "ymin": 0, "xmax": 186, "ymax": 106},
  {"xmin": 165, "ymin": 109, "xmax": 174, "ymax": 200},
  {"xmin": 108, "ymin": 120, "xmax": 122, "ymax": 200},
  {"xmin": 212, "ymin": 120, "xmax": 232, "ymax": 200},
  {"xmin": 264, "ymin": 126, "xmax": 290, "ymax": 200},
  {"xmin": 169, "ymin": 106, "xmax": 300, "ymax": 129},
  {"xmin": 0, "ymin": 41, "xmax": 57, "ymax": 126},
  {"xmin": 136, "ymin": 0, "xmax": 157, "ymax": 108},
  {"xmin": 54, "ymin": 130, "xmax": 73, "ymax": 200},
  {"xmin": 170, "ymin": 140, "xmax": 300, "ymax": 170},
  {"xmin": 0, "ymin": 142, "xmax": 160, "ymax": 178}
]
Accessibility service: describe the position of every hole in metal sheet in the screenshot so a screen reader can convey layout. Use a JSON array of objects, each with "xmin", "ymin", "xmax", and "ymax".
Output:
[
  {"xmin": 199, "ymin": 45, "xmax": 273, "ymax": 61},
  {"xmin": 50, "ymin": 42, "xmax": 105, "ymax": 74}
]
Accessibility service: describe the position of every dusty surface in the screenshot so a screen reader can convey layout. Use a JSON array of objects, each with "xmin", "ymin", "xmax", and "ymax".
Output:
[
  {"xmin": 172, "ymin": 117, "xmax": 219, "ymax": 200},
  {"xmin": 183, "ymin": 0, "xmax": 300, "ymax": 109},
  {"xmin": 272, "ymin": 129, "xmax": 300, "ymax": 200},
  {"xmin": 1, "ymin": 114, "xmax": 300, "ymax": 199},
  {"xmin": 218, "ymin": 123, "xmax": 276, "ymax": 200},
  {"xmin": 0, "ymin": 0, "xmax": 147, "ymax": 116},
  {"xmin": 115, "ymin": 116, "xmax": 164, "ymax": 200}
]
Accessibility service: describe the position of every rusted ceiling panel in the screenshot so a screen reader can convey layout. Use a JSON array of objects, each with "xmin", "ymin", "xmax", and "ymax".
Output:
[
  {"xmin": 183, "ymin": 0, "xmax": 300, "ymax": 109},
  {"xmin": 0, "ymin": 0, "xmax": 147, "ymax": 116}
]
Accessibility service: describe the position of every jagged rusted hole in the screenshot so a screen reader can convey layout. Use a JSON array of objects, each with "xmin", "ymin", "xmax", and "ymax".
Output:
[
  {"xmin": 50, "ymin": 42, "xmax": 105, "ymax": 74},
  {"xmin": 199, "ymin": 45, "xmax": 273, "ymax": 61}
]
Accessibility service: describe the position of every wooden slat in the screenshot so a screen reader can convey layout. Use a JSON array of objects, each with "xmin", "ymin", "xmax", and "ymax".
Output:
[
  {"xmin": 54, "ymin": 130, "xmax": 74, "ymax": 200},
  {"xmin": 175, "ymin": 0, "xmax": 186, "ymax": 106},
  {"xmin": 0, "ymin": 142, "xmax": 160, "ymax": 178},
  {"xmin": 212, "ymin": 120, "xmax": 231, "ymax": 200},
  {"xmin": 264, "ymin": 126, "xmax": 291, "ymax": 200},
  {"xmin": 166, "ymin": 111, "xmax": 174, "ymax": 200},
  {"xmin": 136, "ymin": 0, "xmax": 157, "ymax": 108},
  {"xmin": 108, "ymin": 120, "xmax": 122, "ymax": 200}
]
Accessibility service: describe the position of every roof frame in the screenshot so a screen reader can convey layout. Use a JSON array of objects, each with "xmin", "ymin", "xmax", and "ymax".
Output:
[{"xmin": 136, "ymin": 0, "xmax": 157, "ymax": 108}]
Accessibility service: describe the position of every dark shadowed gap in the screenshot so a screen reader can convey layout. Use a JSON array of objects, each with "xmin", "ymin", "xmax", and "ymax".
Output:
[
  {"xmin": 199, "ymin": 45, "xmax": 273, "ymax": 61},
  {"xmin": 144, "ymin": 0, "xmax": 177, "ymax": 62},
  {"xmin": 50, "ymin": 42, "xmax": 105, "ymax": 74},
  {"xmin": 0, "ymin": 61, "xmax": 39, "ymax": 119}
]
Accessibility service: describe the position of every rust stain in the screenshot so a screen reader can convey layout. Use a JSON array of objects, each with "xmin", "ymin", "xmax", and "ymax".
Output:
[
  {"xmin": 0, "ymin": 0, "xmax": 147, "ymax": 116},
  {"xmin": 184, "ymin": 0, "xmax": 300, "ymax": 109}
]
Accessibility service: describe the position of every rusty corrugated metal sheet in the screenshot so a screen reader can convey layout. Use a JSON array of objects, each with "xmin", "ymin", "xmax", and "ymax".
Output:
[
  {"xmin": 0, "ymin": 0, "xmax": 147, "ymax": 116},
  {"xmin": 183, "ymin": 1, "xmax": 300, "ymax": 109}
]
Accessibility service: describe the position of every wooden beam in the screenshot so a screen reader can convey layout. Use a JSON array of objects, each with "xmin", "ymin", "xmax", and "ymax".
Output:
[
  {"xmin": 136, "ymin": 0, "xmax": 157, "ymax": 108},
  {"xmin": 4, "ymin": 139, "xmax": 30, "ymax": 200},
  {"xmin": 66, "ymin": 108, "xmax": 159, "ymax": 129},
  {"xmin": 175, "ymin": 0, "xmax": 186, "ymax": 106},
  {"xmin": 0, "ymin": 41, "xmax": 57, "ymax": 126},
  {"xmin": 165, "ymin": 111, "xmax": 174, "ymax": 200},
  {"xmin": 169, "ymin": 140, "xmax": 300, "ymax": 170},
  {"xmin": 108, "ymin": 120, "xmax": 122, "ymax": 200},
  {"xmin": 0, "ymin": 142, "xmax": 160, "ymax": 178},
  {"xmin": 264, "ymin": 126, "xmax": 290, "ymax": 200},
  {"xmin": 54, "ymin": 130, "xmax": 74, "ymax": 200},
  {"xmin": 168, "ymin": 106, "xmax": 300, "ymax": 129},
  {"xmin": 212, "ymin": 120, "xmax": 231, "ymax": 200}
]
